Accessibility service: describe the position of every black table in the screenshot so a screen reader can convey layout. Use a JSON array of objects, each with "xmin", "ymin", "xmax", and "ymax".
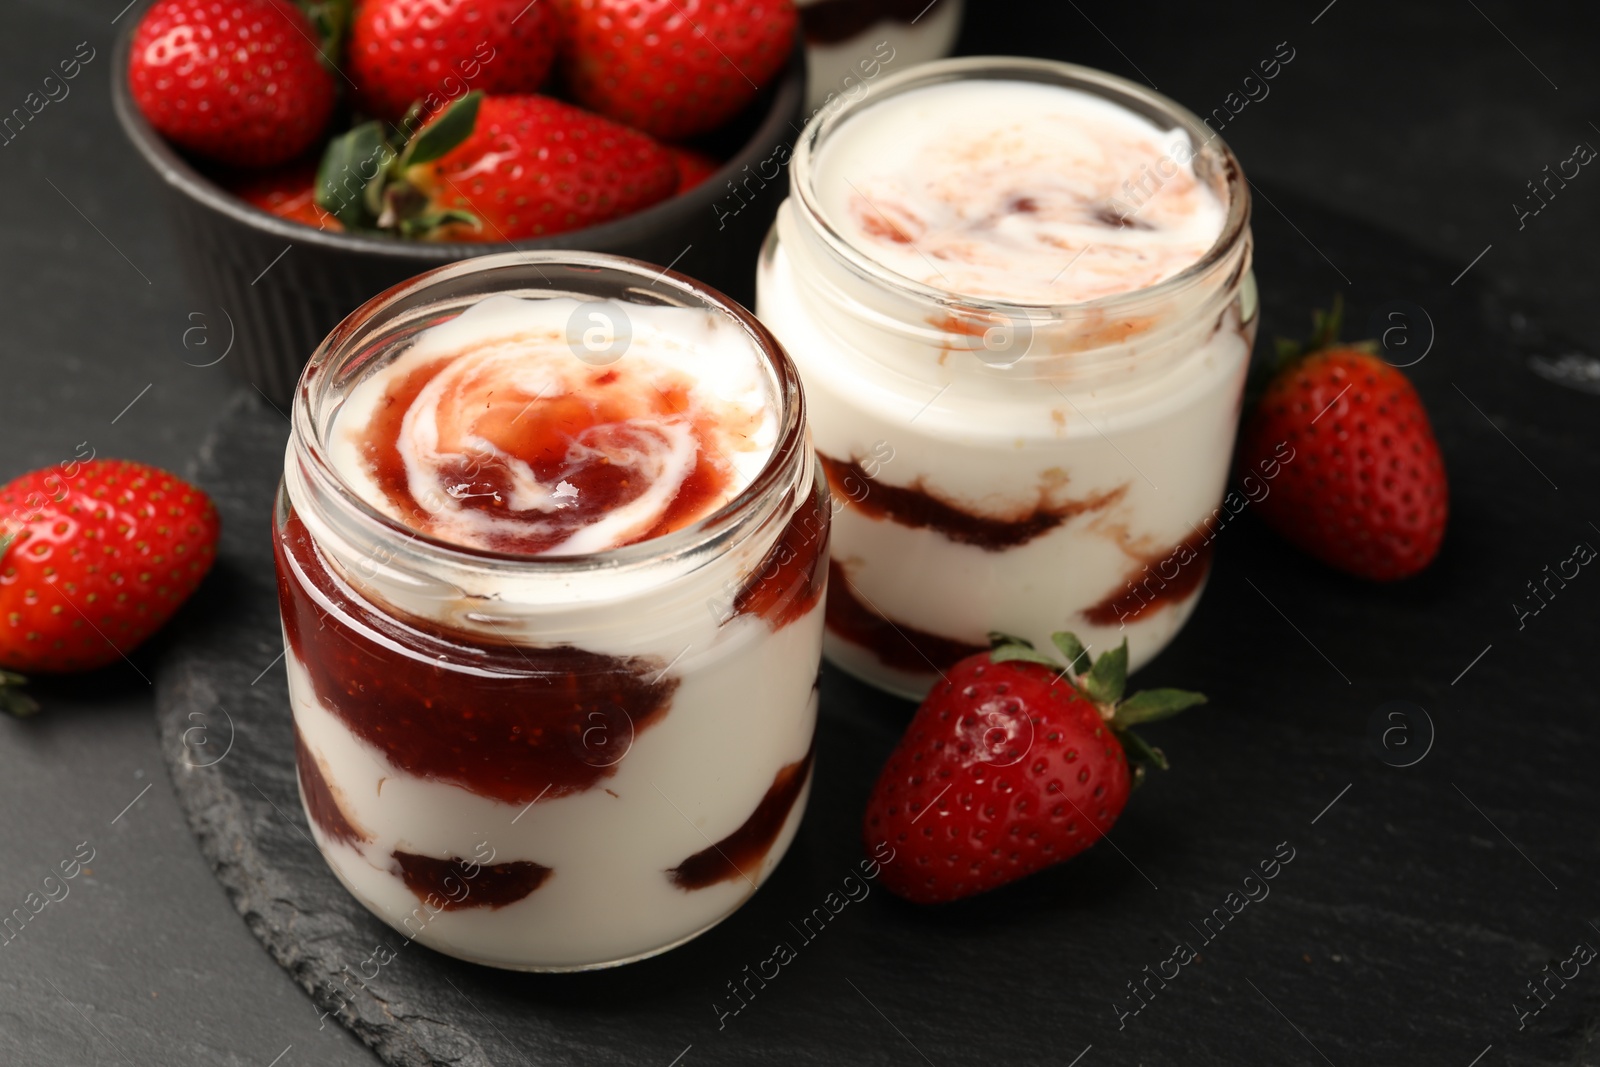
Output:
[{"xmin": 2, "ymin": 2, "xmax": 1597, "ymax": 1064}]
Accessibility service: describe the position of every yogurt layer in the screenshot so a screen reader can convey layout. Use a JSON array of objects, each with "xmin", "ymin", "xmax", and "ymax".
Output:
[
  {"xmin": 813, "ymin": 79, "xmax": 1227, "ymax": 304},
  {"xmin": 329, "ymin": 295, "xmax": 779, "ymax": 556}
]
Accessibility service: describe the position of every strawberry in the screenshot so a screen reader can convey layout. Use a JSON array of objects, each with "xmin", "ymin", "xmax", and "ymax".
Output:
[
  {"xmin": 0, "ymin": 461, "xmax": 220, "ymax": 716},
  {"xmin": 864, "ymin": 633, "xmax": 1204, "ymax": 904},
  {"xmin": 350, "ymin": 0, "xmax": 558, "ymax": 122},
  {"xmin": 668, "ymin": 146, "xmax": 721, "ymax": 192},
  {"xmin": 315, "ymin": 91, "xmax": 677, "ymax": 239},
  {"xmin": 1237, "ymin": 297, "xmax": 1449, "ymax": 581},
  {"xmin": 228, "ymin": 160, "xmax": 343, "ymax": 230},
  {"xmin": 128, "ymin": 0, "xmax": 337, "ymax": 168},
  {"xmin": 556, "ymin": 0, "xmax": 798, "ymax": 141}
]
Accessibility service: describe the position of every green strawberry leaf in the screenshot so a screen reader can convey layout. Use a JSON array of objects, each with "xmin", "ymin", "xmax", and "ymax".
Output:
[
  {"xmin": 401, "ymin": 90, "xmax": 483, "ymax": 170},
  {"xmin": 0, "ymin": 671, "xmax": 40, "ymax": 718},
  {"xmin": 316, "ymin": 121, "xmax": 393, "ymax": 230},
  {"xmin": 1118, "ymin": 726, "xmax": 1168, "ymax": 771},
  {"xmin": 1050, "ymin": 632, "xmax": 1092, "ymax": 675},
  {"xmin": 399, "ymin": 209, "xmax": 481, "ymax": 238},
  {"xmin": 987, "ymin": 630, "xmax": 1035, "ymax": 650},
  {"xmin": 1084, "ymin": 639, "xmax": 1128, "ymax": 705},
  {"xmin": 989, "ymin": 644, "xmax": 1063, "ymax": 669},
  {"xmin": 1114, "ymin": 688, "xmax": 1207, "ymax": 728}
]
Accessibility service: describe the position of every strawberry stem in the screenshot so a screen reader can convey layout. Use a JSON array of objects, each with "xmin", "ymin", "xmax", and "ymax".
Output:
[{"xmin": 1271, "ymin": 294, "xmax": 1378, "ymax": 370}]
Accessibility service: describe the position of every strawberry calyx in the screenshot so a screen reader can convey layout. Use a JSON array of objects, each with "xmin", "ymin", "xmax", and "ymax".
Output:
[
  {"xmin": 314, "ymin": 90, "xmax": 485, "ymax": 237},
  {"xmin": 987, "ymin": 630, "xmax": 1205, "ymax": 775},
  {"xmin": 0, "ymin": 671, "xmax": 40, "ymax": 718},
  {"xmin": 1272, "ymin": 293, "xmax": 1378, "ymax": 369}
]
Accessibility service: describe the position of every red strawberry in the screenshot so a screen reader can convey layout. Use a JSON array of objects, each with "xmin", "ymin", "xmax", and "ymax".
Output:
[
  {"xmin": 556, "ymin": 0, "xmax": 798, "ymax": 141},
  {"xmin": 864, "ymin": 633, "xmax": 1204, "ymax": 904},
  {"xmin": 1237, "ymin": 298, "xmax": 1449, "ymax": 581},
  {"xmin": 350, "ymin": 0, "xmax": 558, "ymax": 122},
  {"xmin": 228, "ymin": 160, "xmax": 343, "ymax": 231},
  {"xmin": 128, "ymin": 0, "xmax": 336, "ymax": 167},
  {"xmin": 425, "ymin": 94, "xmax": 677, "ymax": 237},
  {"xmin": 0, "ymin": 460, "xmax": 220, "ymax": 715},
  {"xmin": 315, "ymin": 92, "xmax": 677, "ymax": 239},
  {"xmin": 669, "ymin": 146, "xmax": 721, "ymax": 192}
]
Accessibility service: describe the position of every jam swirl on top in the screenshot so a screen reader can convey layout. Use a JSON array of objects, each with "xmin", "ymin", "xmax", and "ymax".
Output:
[{"xmin": 335, "ymin": 300, "xmax": 775, "ymax": 557}]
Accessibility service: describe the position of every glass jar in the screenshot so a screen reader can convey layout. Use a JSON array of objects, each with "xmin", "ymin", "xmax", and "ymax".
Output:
[
  {"xmin": 757, "ymin": 57, "xmax": 1256, "ymax": 700},
  {"xmin": 273, "ymin": 252, "xmax": 829, "ymax": 971},
  {"xmin": 797, "ymin": 0, "xmax": 966, "ymax": 111}
]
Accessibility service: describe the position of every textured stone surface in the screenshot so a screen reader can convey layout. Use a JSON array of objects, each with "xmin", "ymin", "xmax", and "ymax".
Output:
[{"xmin": 153, "ymin": 188, "xmax": 1600, "ymax": 1067}]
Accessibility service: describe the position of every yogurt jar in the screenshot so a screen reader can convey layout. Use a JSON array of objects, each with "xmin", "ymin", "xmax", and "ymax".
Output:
[
  {"xmin": 757, "ymin": 57, "xmax": 1255, "ymax": 699},
  {"xmin": 273, "ymin": 252, "xmax": 828, "ymax": 970},
  {"xmin": 798, "ymin": 0, "xmax": 964, "ymax": 111}
]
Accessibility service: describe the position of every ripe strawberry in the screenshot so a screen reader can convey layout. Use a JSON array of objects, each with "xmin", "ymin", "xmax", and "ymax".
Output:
[
  {"xmin": 315, "ymin": 92, "xmax": 677, "ymax": 239},
  {"xmin": 228, "ymin": 160, "xmax": 342, "ymax": 231},
  {"xmin": 128, "ymin": 0, "xmax": 336, "ymax": 167},
  {"xmin": 1237, "ymin": 298, "xmax": 1449, "ymax": 581},
  {"xmin": 669, "ymin": 146, "xmax": 721, "ymax": 192},
  {"xmin": 0, "ymin": 461, "xmax": 219, "ymax": 715},
  {"xmin": 350, "ymin": 0, "xmax": 558, "ymax": 122},
  {"xmin": 556, "ymin": 0, "xmax": 798, "ymax": 141},
  {"xmin": 425, "ymin": 94, "xmax": 677, "ymax": 237},
  {"xmin": 864, "ymin": 633, "xmax": 1204, "ymax": 904}
]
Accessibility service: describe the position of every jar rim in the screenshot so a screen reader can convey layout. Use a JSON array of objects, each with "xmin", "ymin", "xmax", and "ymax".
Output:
[
  {"xmin": 789, "ymin": 55, "xmax": 1252, "ymax": 317},
  {"xmin": 289, "ymin": 250, "xmax": 807, "ymax": 573}
]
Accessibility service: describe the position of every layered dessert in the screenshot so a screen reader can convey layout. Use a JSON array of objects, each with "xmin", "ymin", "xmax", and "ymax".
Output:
[
  {"xmin": 798, "ymin": 0, "xmax": 963, "ymax": 110},
  {"xmin": 275, "ymin": 275, "xmax": 828, "ymax": 970},
  {"xmin": 758, "ymin": 60, "xmax": 1254, "ymax": 698}
]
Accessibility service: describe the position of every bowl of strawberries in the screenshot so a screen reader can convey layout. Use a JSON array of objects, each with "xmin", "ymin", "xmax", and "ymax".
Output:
[{"xmin": 112, "ymin": 0, "xmax": 806, "ymax": 403}]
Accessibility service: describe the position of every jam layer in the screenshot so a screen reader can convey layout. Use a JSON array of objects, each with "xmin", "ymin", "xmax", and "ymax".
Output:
[
  {"xmin": 732, "ymin": 477, "xmax": 830, "ymax": 629},
  {"xmin": 295, "ymin": 725, "xmax": 369, "ymax": 846},
  {"xmin": 819, "ymin": 452, "xmax": 1126, "ymax": 550},
  {"xmin": 276, "ymin": 511, "xmax": 678, "ymax": 807},
  {"xmin": 393, "ymin": 850, "xmax": 552, "ymax": 910},
  {"xmin": 1081, "ymin": 531, "xmax": 1213, "ymax": 626},
  {"xmin": 668, "ymin": 741, "xmax": 816, "ymax": 890},
  {"xmin": 825, "ymin": 560, "xmax": 986, "ymax": 675}
]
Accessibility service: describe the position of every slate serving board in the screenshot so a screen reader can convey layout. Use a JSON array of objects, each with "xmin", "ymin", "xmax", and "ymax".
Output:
[{"xmin": 154, "ymin": 185, "xmax": 1600, "ymax": 1067}]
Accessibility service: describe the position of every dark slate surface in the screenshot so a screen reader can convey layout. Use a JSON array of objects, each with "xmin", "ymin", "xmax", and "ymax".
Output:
[
  {"xmin": 4, "ymin": 1, "xmax": 1600, "ymax": 1064},
  {"xmin": 152, "ymin": 183, "xmax": 1600, "ymax": 1067}
]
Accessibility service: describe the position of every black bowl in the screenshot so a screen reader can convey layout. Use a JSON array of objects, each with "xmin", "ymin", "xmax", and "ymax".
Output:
[{"xmin": 111, "ymin": 9, "xmax": 806, "ymax": 404}]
